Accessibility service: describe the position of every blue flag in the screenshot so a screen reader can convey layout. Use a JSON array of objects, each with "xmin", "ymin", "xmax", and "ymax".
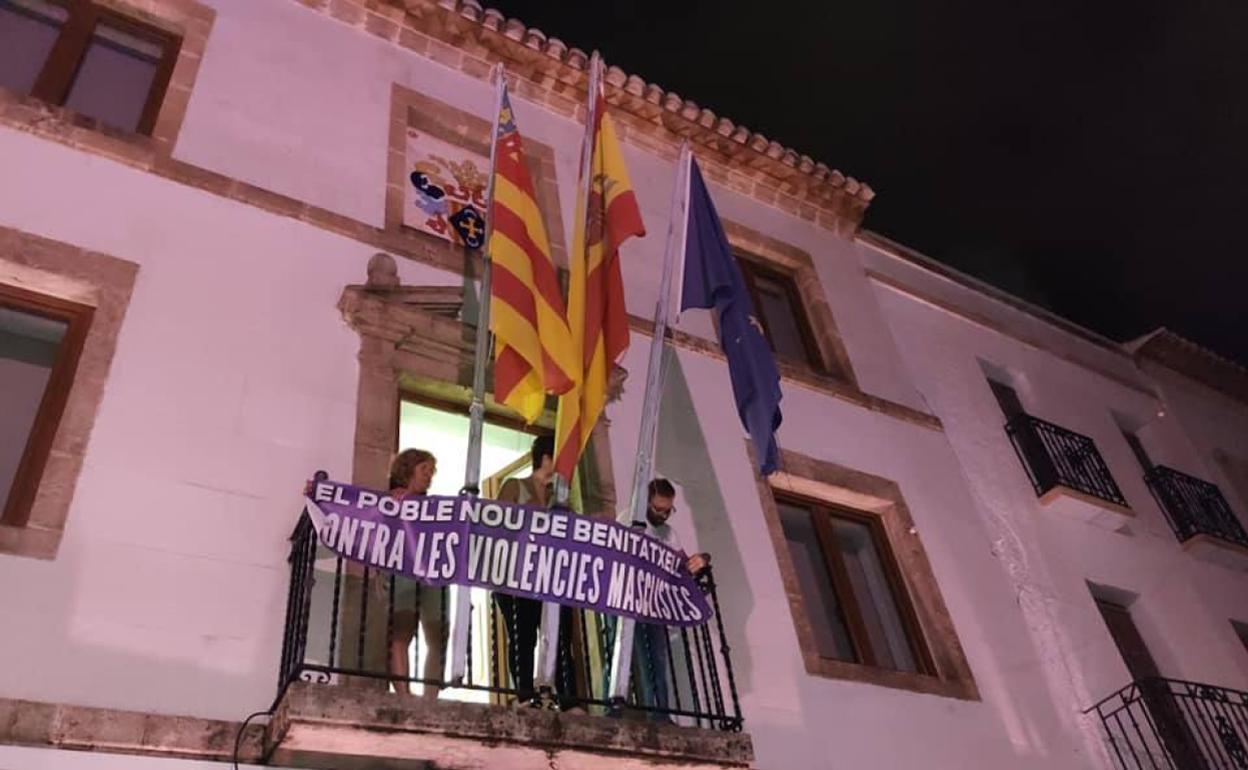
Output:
[{"xmin": 679, "ymin": 159, "xmax": 783, "ymax": 474}]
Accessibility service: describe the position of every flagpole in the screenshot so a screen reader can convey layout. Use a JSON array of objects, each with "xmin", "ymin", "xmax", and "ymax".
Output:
[
  {"xmin": 447, "ymin": 62, "xmax": 507, "ymax": 686},
  {"xmin": 534, "ymin": 52, "xmax": 603, "ymax": 702},
  {"xmin": 552, "ymin": 52, "xmax": 603, "ymax": 509},
  {"xmin": 606, "ymin": 141, "xmax": 692, "ymax": 703},
  {"xmin": 463, "ymin": 63, "xmax": 506, "ymax": 499},
  {"xmin": 625, "ymin": 141, "xmax": 691, "ymax": 526},
  {"xmin": 671, "ymin": 149, "xmax": 694, "ymax": 326}
]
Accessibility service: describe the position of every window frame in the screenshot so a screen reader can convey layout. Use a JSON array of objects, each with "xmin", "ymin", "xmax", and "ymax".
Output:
[
  {"xmin": 775, "ymin": 488, "xmax": 936, "ymax": 675},
  {"xmin": 734, "ymin": 253, "xmax": 825, "ymax": 372},
  {"xmin": 12, "ymin": 0, "xmax": 182, "ymax": 136},
  {"xmin": 0, "ymin": 282, "xmax": 93, "ymax": 528},
  {"xmin": 397, "ymin": 389, "xmax": 548, "ymax": 442}
]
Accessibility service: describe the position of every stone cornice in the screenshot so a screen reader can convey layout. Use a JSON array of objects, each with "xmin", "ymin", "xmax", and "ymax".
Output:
[
  {"xmin": 0, "ymin": 696, "xmax": 265, "ymax": 763},
  {"xmin": 1129, "ymin": 328, "xmax": 1248, "ymax": 406},
  {"xmin": 306, "ymin": 0, "xmax": 874, "ymax": 233}
]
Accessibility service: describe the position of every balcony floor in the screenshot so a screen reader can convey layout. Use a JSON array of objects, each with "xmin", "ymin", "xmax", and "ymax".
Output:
[
  {"xmin": 1039, "ymin": 484, "xmax": 1134, "ymax": 530},
  {"xmin": 1182, "ymin": 532, "xmax": 1248, "ymax": 571},
  {"xmin": 265, "ymin": 681, "xmax": 754, "ymax": 770}
]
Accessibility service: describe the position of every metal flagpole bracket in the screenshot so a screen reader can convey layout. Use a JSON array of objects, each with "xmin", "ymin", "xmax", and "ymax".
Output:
[{"xmin": 448, "ymin": 63, "xmax": 508, "ymax": 687}]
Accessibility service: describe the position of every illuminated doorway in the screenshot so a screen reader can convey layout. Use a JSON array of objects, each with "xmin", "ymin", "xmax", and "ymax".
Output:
[{"xmin": 396, "ymin": 394, "xmax": 539, "ymax": 701}]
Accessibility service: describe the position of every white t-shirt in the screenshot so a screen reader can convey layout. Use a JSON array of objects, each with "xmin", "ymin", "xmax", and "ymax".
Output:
[
  {"xmin": 616, "ymin": 505, "xmax": 686, "ymax": 553},
  {"xmin": 645, "ymin": 519, "xmax": 683, "ymax": 552}
]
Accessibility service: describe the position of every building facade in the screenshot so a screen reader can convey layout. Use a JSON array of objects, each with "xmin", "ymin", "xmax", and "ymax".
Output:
[{"xmin": 1, "ymin": 1, "xmax": 1245, "ymax": 768}]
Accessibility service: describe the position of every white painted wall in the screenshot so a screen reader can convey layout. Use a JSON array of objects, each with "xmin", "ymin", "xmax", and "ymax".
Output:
[
  {"xmin": 871, "ymin": 274, "xmax": 1248, "ymax": 764},
  {"xmin": 610, "ymin": 340, "xmax": 1093, "ymax": 770},
  {"xmin": 0, "ymin": 126, "xmax": 456, "ymax": 720},
  {"xmin": 1, "ymin": 2, "xmax": 1245, "ymax": 769}
]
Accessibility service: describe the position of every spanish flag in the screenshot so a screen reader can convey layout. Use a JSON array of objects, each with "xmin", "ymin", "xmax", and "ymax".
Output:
[
  {"xmin": 554, "ymin": 89, "xmax": 646, "ymax": 480},
  {"xmin": 488, "ymin": 85, "xmax": 577, "ymax": 422}
]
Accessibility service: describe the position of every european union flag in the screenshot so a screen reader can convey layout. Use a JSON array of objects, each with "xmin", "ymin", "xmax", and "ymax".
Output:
[{"xmin": 679, "ymin": 159, "xmax": 783, "ymax": 474}]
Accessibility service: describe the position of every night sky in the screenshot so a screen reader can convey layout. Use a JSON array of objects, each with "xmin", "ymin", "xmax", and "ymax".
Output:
[{"xmin": 493, "ymin": 0, "xmax": 1248, "ymax": 365}]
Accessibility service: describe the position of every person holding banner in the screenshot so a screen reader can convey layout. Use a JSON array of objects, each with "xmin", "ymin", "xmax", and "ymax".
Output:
[
  {"xmin": 493, "ymin": 434, "xmax": 577, "ymax": 708},
  {"xmin": 633, "ymin": 478, "xmax": 709, "ymax": 721},
  {"xmin": 387, "ymin": 448, "xmax": 446, "ymax": 697}
]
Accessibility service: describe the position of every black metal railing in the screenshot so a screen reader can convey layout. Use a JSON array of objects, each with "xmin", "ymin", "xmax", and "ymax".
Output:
[
  {"xmin": 277, "ymin": 509, "xmax": 744, "ymax": 731},
  {"xmin": 1146, "ymin": 466, "xmax": 1248, "ymax": 550},
  {"xmin": 1087, "ymin": 677, "xmax": 1248, "ymax": 769},
  {"xmin": 1005, "ymin": 414, "xmax": 1129, "ymax": 508}
]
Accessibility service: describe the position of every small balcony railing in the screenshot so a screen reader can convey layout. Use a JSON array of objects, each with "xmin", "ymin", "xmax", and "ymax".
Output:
[
  {"xmin": 1005, "ymin": 414, "xmax": 1129, "ymax": 508},
  {"xmin": 1087, "ymin": 677, "xmax": 1248, "ymax": 769},
  {"xmin": 1146, "ymin": 465, "xmax": 1248, "ymax": 550},
  {"xmin": 277, "ymin": 510, "xmax": 744, "ymax": 732}
]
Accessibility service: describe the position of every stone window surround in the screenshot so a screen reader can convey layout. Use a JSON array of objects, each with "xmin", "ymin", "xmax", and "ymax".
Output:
[
  {"xmin": 0, "ymin": 0, "xmax": 214, "ymax": 162},
  {"xmin": 754, "ymin": 445, "xmax": 979, "ymax": 700},
  {"xmin": 385, "ymin": 83, "xmax": 569, "ymax": 273},
  {"xmin": 337, "ymin": 275, "xmax": 618, "ymax": 516},
  {"xmin": 0, "ymin": 226, "xmax": 138, "ymax": 560},
  {"xmin": 334, "ymin": 268, "xmax": 621, "ymax": 674},
  {"xmin": 0, "ymin": 283, "xmax": 92, "ymax": 529},
  {"xmin": 720, "ymin": 219, "xmax": 858, "ymax": 389}
]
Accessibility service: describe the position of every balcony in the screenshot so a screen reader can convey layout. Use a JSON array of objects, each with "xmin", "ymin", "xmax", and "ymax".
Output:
[
  {"xmin": 1147, "ymin": 465, "xmax": 1248, "ymax": 571},
  {"xmin": 1087, "ymin": 677, "xmax": 1248, "ymax": 769},
  {"xmin": 266, "ymin": 514, "xmax": 752, "ymax": 770},
  {"xmin": 1005, "ymin": 414, "xmax": 1133, "ymax": 529}
]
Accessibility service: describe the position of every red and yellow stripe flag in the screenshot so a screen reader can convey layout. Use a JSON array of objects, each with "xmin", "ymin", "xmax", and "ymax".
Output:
[
  {"xmin": 488, "ymin": 85, "xmax": 577, "ymax": 422},
  {"xmin": 554, "ymin": 90, "xmax": 646, "ymax": 479}
]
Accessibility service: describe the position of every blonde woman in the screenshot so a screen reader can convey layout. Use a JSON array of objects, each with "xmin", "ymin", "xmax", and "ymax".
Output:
[{"xmin": 387, "ymin": 449, "xmax": 444, "ymax": 696}]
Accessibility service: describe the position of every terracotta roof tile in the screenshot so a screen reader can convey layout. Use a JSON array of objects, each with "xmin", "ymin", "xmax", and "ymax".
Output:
[{"xmin": 325, "ymin": 0, "xmax": 876, "ymax": 229}]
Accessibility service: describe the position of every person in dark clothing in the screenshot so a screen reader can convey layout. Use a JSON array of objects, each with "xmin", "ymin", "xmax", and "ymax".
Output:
[
  {"xmin": 493, "ymin": 435, "xmax": 577, "ymax": 707},
  {"xmin": 633, "ymin": 478, "xmax": 709, "ymax": 721}
]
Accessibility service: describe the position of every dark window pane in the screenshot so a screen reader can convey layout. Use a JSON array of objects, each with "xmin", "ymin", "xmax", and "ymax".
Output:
[
  {"xmin": 0, "ymin": 304, "xmax": 67, "ymax": 509},
  {"xmin": 830, "ymin": 516, "xmax": 918, "ymax": 672},
  {"xmin": 778, "ymin": 501, "xmax": 856, "ymax": 661},
  {"xmin": 753, "ymin": 272, "xmax": 810, "ymax": 363},
  {"xmin": 64, "ymin": 18, "xmax": 164, "ymax": 133},
  {"xmin": 0, "ymin": 0, "xmax": 67, "ymax": 94}
]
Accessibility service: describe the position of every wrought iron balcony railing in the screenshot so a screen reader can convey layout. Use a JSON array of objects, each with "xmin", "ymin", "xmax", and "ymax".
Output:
[
  {"xmin": 1087, "ymin": 677, "xmax": 1248, "ymax": 769},
  {"xmin": 1004, "ymin": 414, "xmax": 1129, "ymax": 508},
  {"xmin": 1146, "ymin": 465, "xmax": 1248, "ymax": 550},
  {"xmin": 278, "ymin": 511, "xmax": 744, "ymax": 731}
]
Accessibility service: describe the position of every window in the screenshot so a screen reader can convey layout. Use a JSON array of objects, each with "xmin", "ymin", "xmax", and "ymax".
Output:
[
  {"xmin": 735, "ymin": 255, "xmax": 823, "ymax": 371},
  {"xmin": 0, "ymin": 0, "xmax": 180, "ymax": 135},
  {"xmin": 775, "ymin": 492, "xmax": 932, "ymax": 674},
  {"xmin": 1, "ymin": 283, "xmax": 92, "ymax": 527}
]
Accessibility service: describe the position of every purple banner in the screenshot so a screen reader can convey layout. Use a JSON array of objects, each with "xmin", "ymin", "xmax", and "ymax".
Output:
[{"xmin": 305, "ymin": 480, "xmax": 711, "ymax": 626}]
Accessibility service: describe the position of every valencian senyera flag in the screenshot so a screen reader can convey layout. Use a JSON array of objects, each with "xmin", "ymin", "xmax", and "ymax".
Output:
[
  {"xmin": 680, "ymin": 158, "xmax": 783, "ymax": 474},
  {"xmin": 488, "ymin": 83, "xmax": 577, "ymax": 422},
  {"xmin": 554, "ymin": 85, "xmax": 646, "ymax": 480}
]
